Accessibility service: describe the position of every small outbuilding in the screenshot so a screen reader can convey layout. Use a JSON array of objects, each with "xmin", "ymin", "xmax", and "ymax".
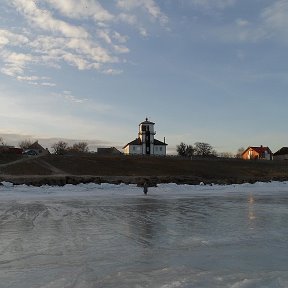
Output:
[
  {"xmin": 242, "ymin": 146, "xmax": 273, "ymax": 160},
  {"xmin": 97, "ymin": 147, "xmax": 122, "ymax": 155},
  {"xmin": 27, "ymin": 141, "xmax": 50, "ymax": 155},
  {"xmin": 273, "ymin": 147, "xmax": 288, "ymax": 160}
]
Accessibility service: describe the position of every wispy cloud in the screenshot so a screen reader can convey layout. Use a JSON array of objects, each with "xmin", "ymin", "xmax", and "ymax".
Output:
[
  {"xmin": 113, "ymin": 31, "xmax": 129, "ymax": 43},
  {"xmin": 198, "ymin": 0, "xmax": 288, "ymax": 44},
  {"xmin": 0, "ymin": 29, "xmax": 29, "ymax": 47},
  {"xmin": 261, "ymin": 0, "xmax": 288, "ymax": 39},
  {"xmin": 52, "ymin": 90, "xmax": 88, "ymax": 104},
  {"xmin": 12, "ymin": 0, "xmax": 89, "ymax": 38},
  {"xmin": 16, "ymin": 75, "xmax": 56, "ymax": 86},
  {"xmin": 116, "ymin": 0, "xmax": 168, "ymax": 26},
  {"xmin": 39, "ymin": 82, "xmax": 56, "ymax": 87},
  {"xmin": 0, "ymin": 50, "xmax": 33, "ymax": 77},
  {"xmin": 103, "ymin": 68, "xmax": 123, "ymax": 75},
  {"xmin": 44, "ymin": 0, "xmax": 114, "ymax": 22},
  {"xmin": 1, "ymin": 0, "xmax": 167, "ymax": 83},
  {"xmin": 185, "ymin": 0, "xmax": 236, "ymax": 10}
]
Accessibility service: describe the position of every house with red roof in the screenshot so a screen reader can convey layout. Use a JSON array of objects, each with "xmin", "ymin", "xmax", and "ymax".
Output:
[{"xmin": 242, "ymin": 146, "xmax": 273, "ymax": 160}]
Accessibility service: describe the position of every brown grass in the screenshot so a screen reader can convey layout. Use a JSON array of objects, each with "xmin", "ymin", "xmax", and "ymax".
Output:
[{"xmin": 1, "ymin": 154, "xmax": 288, "ymax": 184}]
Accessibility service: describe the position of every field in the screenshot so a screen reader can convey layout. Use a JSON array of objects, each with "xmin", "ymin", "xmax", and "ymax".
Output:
[{"xmin": 1, "ymin": 153, "xmax": 288, "ymax": 186}]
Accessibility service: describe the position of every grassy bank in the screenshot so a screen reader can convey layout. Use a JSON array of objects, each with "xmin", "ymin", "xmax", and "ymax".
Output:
[{"xmin": 1, "ymin": 154, "xmax": 288, "ymax": 186}]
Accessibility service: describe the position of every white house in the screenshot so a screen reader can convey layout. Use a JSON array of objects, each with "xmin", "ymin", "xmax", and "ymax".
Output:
[{"xmin": 123, "ymin": 118, "xmax": 167, "ymax": 156}]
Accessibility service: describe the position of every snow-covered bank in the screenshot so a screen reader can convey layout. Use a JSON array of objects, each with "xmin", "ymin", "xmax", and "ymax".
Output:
[
  {"xmin": 1, "ymin": 173, "xmax": 288, "ymax": 188},
  {"xmin": 1, "ymin": 180, "xmax": 288, "ymax": 200}
]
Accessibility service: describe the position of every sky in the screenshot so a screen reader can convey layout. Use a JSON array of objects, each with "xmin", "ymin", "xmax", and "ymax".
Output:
[{"xmin": 0, "ymin": 0, "xmax": 288, "ymax": 154}]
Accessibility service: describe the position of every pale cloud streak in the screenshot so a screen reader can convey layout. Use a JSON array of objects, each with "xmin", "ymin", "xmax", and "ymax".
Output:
[
  {"xmin": 103, "ymin": 68, "xmax": 123, "ymax": 75},
  {"xmin": 232, "ymin": 0, "xmax": 288, "ymax": 43},
  {"xmin": 261, "ymin": 0, "xmax": 288, "ymax": 38},
  {"xmin": 12, "ymin": 0, "xmax": 89, "ymax": 38},
  {"xmin": 0, "ymin": 50, "xmax": 33, "ymax": 77},
  {"xmin": 117, "ymin": 0, "xmax": 168, "ymax": 26},
  {"xmin": 185, "ymin": 0, "xmax": 236, "ymax": 10},
  {"xmin": 0, "ymin": 29, "xmax": 29, "ymax": 47},
  {"xmin": 16, "ymin": 75, "xmax": 56, "ymax": 86},
  {"xmin": 53, "ymin": 90, "xmax": 88, "ymax": 104},
  {"xmin": 44, "ymin": 0, "xmax": 114, "ymax": 22},
  {"xmin": 0, "ymin": 0, "xmax": 169, "ymax": 81},
  {"xmin": 201, "ymin": 0, "xmax": 288, "ymax": 44},
  {"xmin": 2, "ymin": 0, "xmax": 165, "ymax": 83}
]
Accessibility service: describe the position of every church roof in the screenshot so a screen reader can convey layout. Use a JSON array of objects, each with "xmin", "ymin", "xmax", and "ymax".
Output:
[
  {"xmin": 139, "ymin": 117, "xmax": 155, "ymax": 125},
  {"xmin": 123, "ymin": 137, "xmax": 167, "ymax": 148},
  {"xmin": 122, "ymin": 138, "xmax": 142, "ymax": 149},
  {"xmin": 154, "ymin": 139, "xmax": 168, "ymax": 146}
]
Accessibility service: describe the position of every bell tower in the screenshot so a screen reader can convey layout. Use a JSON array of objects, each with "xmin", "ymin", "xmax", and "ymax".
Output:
[{"xmin": 138, "ymin": 118, "xmax": 156, "ymax": 155}]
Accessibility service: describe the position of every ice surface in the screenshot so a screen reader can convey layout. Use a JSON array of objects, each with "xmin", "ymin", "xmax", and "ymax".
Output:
[{"xmin": 0, "ymin": 181, "xmax": 288, "ymax": 287}]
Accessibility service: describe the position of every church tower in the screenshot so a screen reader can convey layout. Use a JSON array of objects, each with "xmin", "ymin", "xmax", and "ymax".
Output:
[
  {"xmin": 123, "ymin": 118, "xmax": 167, "ymax": 155},
  {"xmin": 138, "ymin": 118, "xmax": 156, "ymax": 155}
]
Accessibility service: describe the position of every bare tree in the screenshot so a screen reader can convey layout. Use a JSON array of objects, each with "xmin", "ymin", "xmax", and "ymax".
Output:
[
  {"xmin": 51, "ymin": 141, "xmax": 68, "ymax": 155},
  {"xmin": 71, "ymin": 142, "xmax": 89, "ymax": 153},
  {"xmin": 185, "ymin": 145, "xmax": 194, "ymax": 158},
  {"xmin": 176, "ymin": 142, "xmax": 187, "ymax": 157},
  {"xmin": 236, "ymin": 147, "xmax": 245, "ymax": 158},
  {"xmin": 0, "ymin": 137, "xmax": 4, "ymax": 146},
  {"xmin": 19, "ymin": 139, "xmax": 33, "ymax": 150},
  {"xmin": 176, "ymin": 142, "xmax": 194, "ymax": 157},
  {"xmin": 194, "ymin": 142, "xmax": 216, "ymax": 157}
]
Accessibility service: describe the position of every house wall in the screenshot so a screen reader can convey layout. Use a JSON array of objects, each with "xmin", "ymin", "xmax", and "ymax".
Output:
[
  {"xmin": 263, "ymin": 151, "xmax": 272, "ymax": 160},
  {"xmin": 242, "ymin": 148, "xmax": 272, "ymax": 160},
  {"xmin": 242, "ymin": 149, "xmax": 259, "ymax": 160},
  {"xmin": 124, "ymin": 144, "xmax": 166, "ymax": 156},
  {"xmin": 274, "ymin": 154, "xmax": 288, "ymax": 161},
  {"xmin": 124, "ymin": 145, "xmax": 142, "ymax": 155},
  {"xmin": 154, "ymin": 145, "xmax": 166, "ymax": 156},
  {"xmin": 123, "ymin": 146, "xmax": 130, "ymax": 155}
]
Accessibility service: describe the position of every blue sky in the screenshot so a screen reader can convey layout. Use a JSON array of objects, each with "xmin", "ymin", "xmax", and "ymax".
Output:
[{"xmin": 0, "ymin": 0, "xmax": 288, "ymax": 154}]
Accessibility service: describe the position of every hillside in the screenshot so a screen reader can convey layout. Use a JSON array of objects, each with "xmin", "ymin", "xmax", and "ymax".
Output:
[{"xmin": 1, "ymin": 154, "xmax": 288, "ymax": 186}]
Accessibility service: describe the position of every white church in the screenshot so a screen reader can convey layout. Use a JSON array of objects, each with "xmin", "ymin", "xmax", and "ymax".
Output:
[{"xmin": 123, "ymin": 118, "xmax": 167, "ymax": 156}]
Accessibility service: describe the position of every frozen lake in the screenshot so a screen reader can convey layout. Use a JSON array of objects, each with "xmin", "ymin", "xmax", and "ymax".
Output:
[{"xmin": 0, "ymin": 182, "xmax": 288, "ymax": 288}]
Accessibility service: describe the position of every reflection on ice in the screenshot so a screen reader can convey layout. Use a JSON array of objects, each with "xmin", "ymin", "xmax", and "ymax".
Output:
[{"xmin": 0, "ymin": 181, "xmax": 288, "ymax": 287}]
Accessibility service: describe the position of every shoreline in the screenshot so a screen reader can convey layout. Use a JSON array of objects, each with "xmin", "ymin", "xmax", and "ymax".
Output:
[
  {"xmin": 1, "ymin": 174, "xmax": 288, "ymax": 187},
  {"xmin": 1, "ymin": 154, "xmax": 288, "ymax": 187}
]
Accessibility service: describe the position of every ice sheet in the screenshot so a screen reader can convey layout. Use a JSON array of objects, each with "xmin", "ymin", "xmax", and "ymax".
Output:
[{"xmin": 0, "ymin": 181, "xmax": 288, "ymax": 287}]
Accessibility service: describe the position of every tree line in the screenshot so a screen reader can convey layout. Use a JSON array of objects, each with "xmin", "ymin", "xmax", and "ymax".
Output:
[
  {"xmin": 1, "ymin": 136, "xmax": 245, "ymax": 157},
  {"xmin": 51, "ymin": 141, "xmax": 89, "ymax": 155},
  {"xmin": 176, "ymin": 142, "xmax": 244, "ymax": 158},
  {"xmin": 0, "ymin": 138, "xmax": 89, "ymax": 155},
  {"xmin": 176, "ymin": 142, "xmax": 217, "ymax": 158}
]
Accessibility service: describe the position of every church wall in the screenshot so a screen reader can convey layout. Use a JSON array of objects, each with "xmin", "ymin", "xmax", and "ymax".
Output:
[{"xmin": 154, "ymin": 145, "xmax": 166, "ymax": 156}]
